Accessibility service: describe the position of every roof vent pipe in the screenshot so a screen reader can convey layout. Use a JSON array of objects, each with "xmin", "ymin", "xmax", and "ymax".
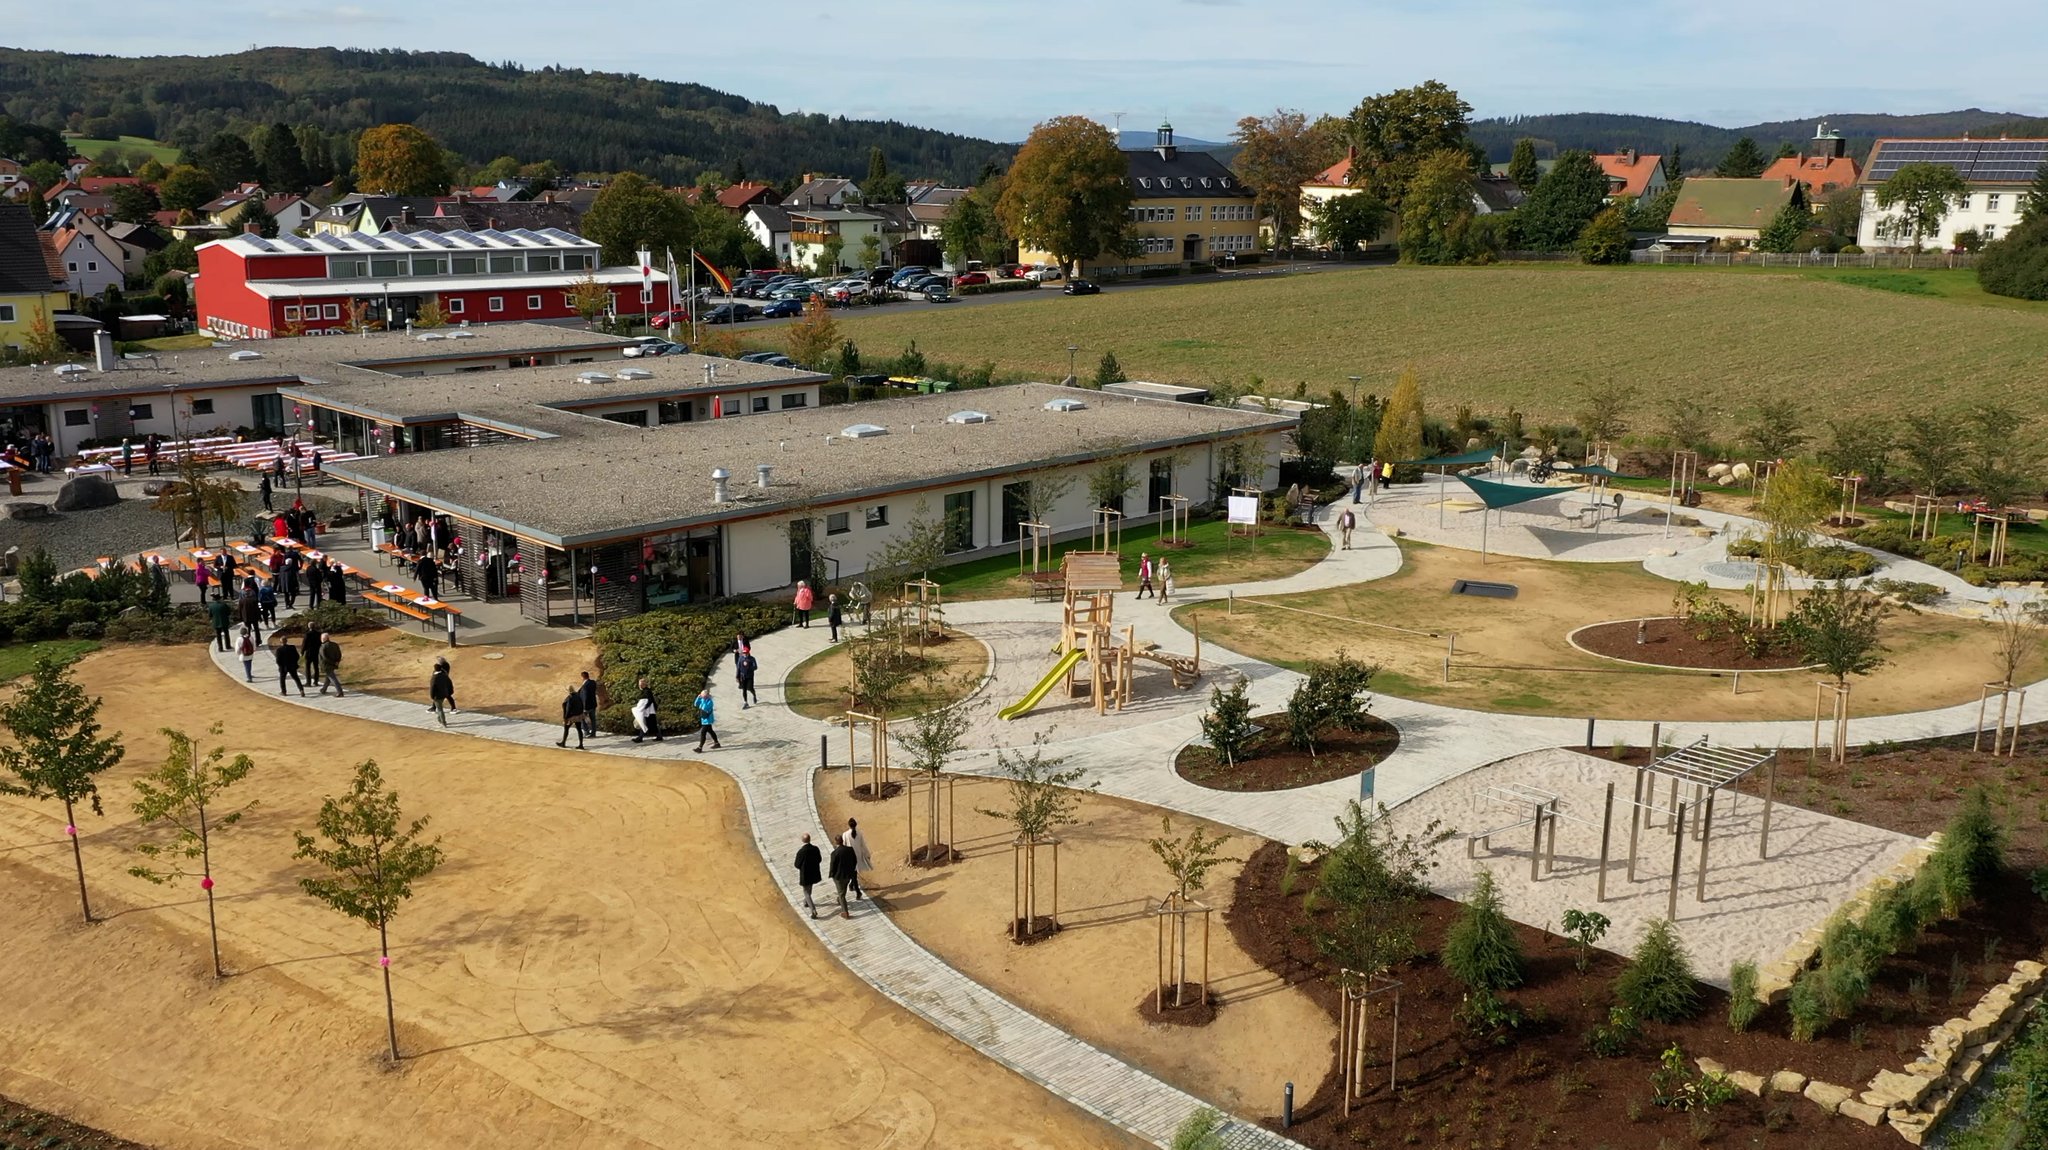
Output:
[
  {"xmin": 756, "ymin": 463, "xmax": 773, "ymax": 488},
  {"xmin": 711, "ymin": 467, "xmax": 731, "ymax": 504}
]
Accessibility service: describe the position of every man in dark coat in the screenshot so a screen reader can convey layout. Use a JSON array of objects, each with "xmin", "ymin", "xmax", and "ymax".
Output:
[
  {"xmin": 236, "ymin": 583, "xmax": 262, "ymax": 643},
  {"xmin": 207, "ymin": 596, "xmax": 233, "ymax": 652},
  {"xmin": 318, "ymin": 632, "xmax": 345, "ymax": 697},
  {"xmin": 794, "ymin": 834, "xmax": 824, "ymax": 919},
  {"xmin": 305, "ymin": 554, "xmax": 324, "ymax": 606},
  {"xmin": 827, "ymin": 835, "xmax": 859, "ymax": 919},
  {"xmin": 299, "ymin": 627, "xmax": 322, "ymax": 685},
  {"xmin": 416, "ymin": 553, "xmax": 440, "ymax": 601},
  {"xmin": 578, "ymin": 671, "xmax": 601, "ymax": 739},
  {"xmin": 325, "ymin": 560, "xmax": 346, "ymax": 606},
  {"xmin": 558, "ymin": 685, "xmax": 586, "ymax": 748},
  {"xmin": 274, "ymin": 637, "xmax": 304, "ymax": 696}
]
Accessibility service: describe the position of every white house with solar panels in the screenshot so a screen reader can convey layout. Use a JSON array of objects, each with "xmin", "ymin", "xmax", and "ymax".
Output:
[
  {"xmin": 193, "ymin": 226, "xmax": 671, "ymax": 340},
  {"xmin": 1857, "ymin": 137, "xmax": 2048, "ymax": 250}
]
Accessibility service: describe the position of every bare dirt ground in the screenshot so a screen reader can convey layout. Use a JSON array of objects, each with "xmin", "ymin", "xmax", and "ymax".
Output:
[
  {"xmin": 815, "ymin": 774, "xmax": 1333, "ymax": 1119},
  {"xmin": 1186, "ymin": 542, "xmax": 2031, "ymax": 720},
  {"xmin": 312, "ymin": 628, "xmax": 599, "ymax": 723},
  {"xmin": 0, "ymin": 645, "xmax": 1138, "ymax": 1150}
]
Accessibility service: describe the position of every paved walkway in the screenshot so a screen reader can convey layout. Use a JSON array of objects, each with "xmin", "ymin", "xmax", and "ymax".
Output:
[{"xmin": 203, "ymin": 637, "xmax": 1303, "ymax": 1150}]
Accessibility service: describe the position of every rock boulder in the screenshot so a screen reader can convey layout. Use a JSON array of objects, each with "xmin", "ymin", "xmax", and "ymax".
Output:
[
  {"xmin": 53, "ymin": 474, "xmax": 118, "ymax": 512},
  {"xmin": 5, "ymin": 501, "xmax": 49, "ymax": 520}
]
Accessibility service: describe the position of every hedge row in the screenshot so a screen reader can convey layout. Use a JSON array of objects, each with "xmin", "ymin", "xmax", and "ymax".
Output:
[
  {"xmin": 590, "ymin": 599, "xmax": 790, "ymax": 734},
  {"xmin": 1849, "ymin": 525, "xmax": 2048, "ymax": 585}
]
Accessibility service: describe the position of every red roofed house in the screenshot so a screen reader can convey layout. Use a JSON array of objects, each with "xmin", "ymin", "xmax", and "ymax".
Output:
[
  {"xmin": 49, "ymin": 224, "xmax": 125, "ymax": 297},
  {"xmin": 195, "ymin": 226, "xmax": 670, "ymax": 340},
  {"xmin": 79, "ymin": 176, "xmax": 144, "ymax": 195},
  {"xmin": 1299, "ymin": 149, "xmax": 1397, "ymax": 250},
  {"xmin": 265, "ymin": 193, "xmax": 320, "ymax": 235},
  {"xmin": 1761, "ymin": 124, "xmax": 1862, "ymax": 208},
  {"xmin": 1594, "ymin": 150, "xmax": 1667, "ymax": 205},
  {"xmin": 715, "ymin": 181, "xmax": 778, "ymax": 212}
]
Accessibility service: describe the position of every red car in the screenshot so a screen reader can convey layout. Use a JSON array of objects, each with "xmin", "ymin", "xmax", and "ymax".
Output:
[
  {"xmin": 953, "ymin": 271, "xmax": 990, "ymax": 287},
  {"xmin": 651, "ymin": 309, "xmax": 690, "ymax": 328}
]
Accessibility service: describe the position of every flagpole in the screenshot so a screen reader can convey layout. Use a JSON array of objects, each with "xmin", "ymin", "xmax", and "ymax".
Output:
[{"xmin": 688, "ymin": 248, "xmax": 700, "ymax": 349}]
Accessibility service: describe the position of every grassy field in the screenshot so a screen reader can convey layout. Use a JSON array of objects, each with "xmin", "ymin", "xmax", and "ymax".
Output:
[
  {"xmin": 925, "ymin": 515, "xmax": 1328, "ymax": 600},
  {"xmin": 66, "ymin": 135, "xmax": 182, "ymax": 165},
  {"xmin": 0, "ymin": 639, "xmax": 99, "ymax": 682},
  {"xmin": 832, "ymin": 263, "xmax": 2048, "ymax": 430}
]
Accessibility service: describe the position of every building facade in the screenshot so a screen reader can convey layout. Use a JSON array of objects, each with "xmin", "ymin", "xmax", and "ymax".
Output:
[
  {"xmin": 0, "ymin": 204, "xmax": 67, "ymax": 356},
  {"xmin": 1020, "ymin": 123, "xmax": 1259, "ymax": 275},
  {"xmin": 1856, "ymin": 137, "xmax": 2048, "ymax": 250},
  {"xmin": 195, "ymin": 227, "xmax": 669, "ymax": 340}
]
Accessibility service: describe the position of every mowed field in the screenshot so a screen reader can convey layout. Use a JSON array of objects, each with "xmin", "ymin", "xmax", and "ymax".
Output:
[
  {"xmin": 833, "ymin": 264, "xmax": 2048, "ymax": 427},
  {"xmin": 65, "ymin": 135, "xmax": 183, "ymax": 165}
]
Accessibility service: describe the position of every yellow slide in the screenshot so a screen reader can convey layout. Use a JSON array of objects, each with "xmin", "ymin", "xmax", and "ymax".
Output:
[{"xmin": 999, "ymin": 648, "xmax": 1085, "ymax": 720}]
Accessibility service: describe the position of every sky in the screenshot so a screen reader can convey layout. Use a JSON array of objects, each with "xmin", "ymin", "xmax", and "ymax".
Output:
[{"xmin": 13, "ymin": 0, "xmax": 2048, "ymax": 142}]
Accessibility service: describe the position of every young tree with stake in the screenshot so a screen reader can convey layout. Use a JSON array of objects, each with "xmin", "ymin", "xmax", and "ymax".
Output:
[
  {"xmin": 0, "ymin": 655, "xmax": 126, "ymax": 924},
  {"xmin": 978, "ymin": 737, "xmax": 1093, "ymax": 939},
  {"xmin": 901, "ymin": 682, "xmax": 983, "ymax": 864},
  {"xmin": 1149, "ymin": 816, "xmax": 1236, "ymax": 1007},
  {"xmin": 130, "ymin": 724, "xmax": 256, "ymax": 977},
  {"xmin": 293, "ymin": 761, "xmax": 443, "ymax": 1061}
]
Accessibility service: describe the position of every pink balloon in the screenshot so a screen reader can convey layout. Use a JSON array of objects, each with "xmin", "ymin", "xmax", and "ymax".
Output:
[
  {"xmin": 200, "ymin": 877, "xmax": 214, "ymax": 891},
  {"xmin": 378, "ymin": 955, "xmax": 391, "ymax": 968},
  {"xmin": 64, "ymin": 824, "xmax": 77, "ymax": 836}
]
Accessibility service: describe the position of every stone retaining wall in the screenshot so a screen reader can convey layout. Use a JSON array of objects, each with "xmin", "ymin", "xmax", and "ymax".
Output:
[
  {"xmin": 1752, "ymin": 831, "xmax": 1942, "ymax": 1004},
  {"xmin": 1703, "ymin": 953, "xmax": 2045, "ymax": 1145}
]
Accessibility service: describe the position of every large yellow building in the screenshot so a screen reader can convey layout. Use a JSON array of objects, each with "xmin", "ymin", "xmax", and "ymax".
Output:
[
  {"xmin": 0, "ymin": 204, "xmax": 68, "ymax": 358},
  {"xmin": 1022, "ymin": 123, "xmax": 1259, "ymax": 276}
]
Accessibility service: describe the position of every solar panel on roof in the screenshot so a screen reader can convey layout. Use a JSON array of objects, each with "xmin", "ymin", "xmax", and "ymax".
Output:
[
  {"xmin": 243, "ymin": 235, "xmax": 278, "ymax": 253},
  {"xmin": 538, "ymin": 227, "xmax": 584, "ymax": 244},
  {"xmin": 385, "ymin": 232, "xmax": 424, "ymax": 249},
  {"xmin": 476, "ymin": 229, "xmax": 517, "ymax": 246},
  {"xmin": 504, "ymin": 228, "xmax": 545, "ymax": 244},
  {"xmin": 278, "ymin": 234, "xmax": 316, "ymax": 252}
]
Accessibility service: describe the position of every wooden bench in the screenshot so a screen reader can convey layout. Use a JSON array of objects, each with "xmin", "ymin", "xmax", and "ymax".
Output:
[
  {"xmin": 364, "ymin": 591, "xmax": 434, "ymax": 629},
  {"xmin": 1025, "ymin": 570, "xmax": 1064, "ymax": 602}
]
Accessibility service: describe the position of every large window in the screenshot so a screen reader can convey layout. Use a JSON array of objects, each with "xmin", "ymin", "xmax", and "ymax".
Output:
[
  {"xmin": 826, "ymin": 512, "xmax": 850, "ymax": 535},
  {"xmin": 1001, "ymin": 480, "xmax": 1030, "ymax": 543},
  {"xmin": 865, "ymin": 505, "xmax": 889, "ymax": 529},
  {"xmin": 191, "ymin": 399, "xmax": 215, "ymax": 416},
  {"xmin": 1149, "ymin": 458, "xmax": 1173, "ymax": 512},
  {"xmin": 565, "ymin": 252, "xmax": 593, "ymax": 270},
  {"xmin": 528, "ymin": 252, "xmax": 560, "ymax": 272},
  {"xmin": 751, "ymin": 396, "xmax": 770, "ymax": 413},
  {"xmin": 412, "ymin": 255, "xmax": 448, "ymax": 276},
  {"xmin": 942, "ymin": 491, "xmax": 975, "ymax": 553},
  {"xmin": 489, "ymin": 254, "xmax": 520, "ymax": 274},
  {"xmin": 328, "ymin": 256, "xmax": 368, "ymax": 278},
  {"xmin": 0, "ymin": 305, "xmax": 14, "ymax": 323},
  {"xmin": 127, "ymin": 403, "xmax": 154, "ymax": 421},
  {"xmin": 251, "ymin": 393, "xmax": 282, "ymax": 434},
  {"xmin": 64, "ymin": 409, "xmax": 88, "ymax": 426},
  {"xmin": 780, "ymin": 393, "xmax": 808, "ymax": 409},
  {"xmin": 369, "ymin": 257, "xmax": 407, "ymax": 277},
  {"xmin": 452, "ymin": 255, "xmax": 484, "ymax": 275},
  {"xmin": 644, "ymin": 527, "xmax": 722, "ymax": 607}
]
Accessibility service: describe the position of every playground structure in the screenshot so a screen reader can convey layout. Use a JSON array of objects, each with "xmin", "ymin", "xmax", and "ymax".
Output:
[
  {"xmin": 997, "ymin": 552, "xmax": 1202, "ymax": 720},
  {"xmin": 1465, "ymin": 736, "xmax": 1779, "ymax": 921}
]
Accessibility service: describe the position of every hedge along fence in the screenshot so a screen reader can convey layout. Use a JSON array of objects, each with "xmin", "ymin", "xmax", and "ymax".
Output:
[{"xmin": 590, "ymin": 599, "xmax": 790, "ymax": 734}]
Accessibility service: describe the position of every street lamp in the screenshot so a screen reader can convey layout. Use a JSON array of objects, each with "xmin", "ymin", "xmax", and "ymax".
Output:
[{"xmin": 1066, "ymin": 344, "xmax": 1079, "ymax": 385}]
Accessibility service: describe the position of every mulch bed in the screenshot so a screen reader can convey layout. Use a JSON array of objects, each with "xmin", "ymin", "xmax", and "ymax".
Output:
[
  {"xmin": 848, "ymin": 780, "xmax": 904, "ymax": 801},
  {"xmin": 1224, "ymin": 840, "xmax": 2042, "ymax": 1150},
  {"xmin": 1175, "ymin": 713, "xmax": 1401, "ymax": 792},
  {"xmin": 1574, "ymin": 616, "xmax": 1807, "ymax": 671},
  {"xmin": 1136, "ymin": 983, "xmax": 1218, "ymax": 1027},
  {"xmin": 0, "ymin": 1095, "xmax": 150, "ymax": 1150},
  {"xmin": 1574, "ymin": 724, "xmax": 2048, "ymax": 872},
  {"xmin": 908, "ymin": 843, "xmax": 961, "ymax": 867}
]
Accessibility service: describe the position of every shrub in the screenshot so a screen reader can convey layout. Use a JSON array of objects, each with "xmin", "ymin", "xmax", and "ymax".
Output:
[
  {"xmin": 1614, "ymin": 918, "xmax": 1701, "ymax": 1023},
  {"xmin": 64, "ymin": 620, "xmax": 104, "ymax": 640},
  {"xmin": 1199, "ymin": 678, "xmax": 1257, "ymax": 766},
  {"xmin": 1444, "ymin": 868, "xmax": 1525, "ymax": 992},
  {"xmin": 1587, "ymin": 1003, "xmax": 1639, "ymax": 1057},
  {"xmin": 1284, "ymin": 651, "xmax": 1378, "ymax": 754},
  {"xmin": 591, "ymin": 599, "xmax": 789, "ymax": 733},
  {"xmin": 1869, "ymin": 578, "xmax": 1945, "ymax": 606},
  {"xmin": 1562, "ymin": 907, "xmax": 1611, "ymax": 973},
  {"xmin": 1727, "ymin": 960, "xmax": 1762, "ymax": 1032},
  {"xmin": 276, "ymin": 603, "xmax": 384, "ymax": 638},
  {"xmin": 1787, "ymin": 972, "xmax": 1830, "ymax": 1041},
  {"xmin": 1454, "ymin": 985, "xmax": 1527, "ymax": 1046}
]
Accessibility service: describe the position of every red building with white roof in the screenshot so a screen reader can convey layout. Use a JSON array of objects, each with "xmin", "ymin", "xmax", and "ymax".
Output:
[{"xmin": 194, "ymin": 226, "xmax": 669, "ymax": 340}]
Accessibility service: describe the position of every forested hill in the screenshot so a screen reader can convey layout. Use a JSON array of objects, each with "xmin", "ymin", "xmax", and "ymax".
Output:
[
  {"xmin": 0, "ymin": 46, "xmax": 1013, "ymax": 184},
  {"xmin": 1471, "ymin": 108, "xmax": 2025, "ymax": 167}
]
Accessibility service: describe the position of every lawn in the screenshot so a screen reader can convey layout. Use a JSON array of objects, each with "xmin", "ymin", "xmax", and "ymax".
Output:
[
  {"xmin": 130, "ymin": 332, "xmax": 214, "ymax": 352},
  {"xmin": 924, "ymin": 515, "xmax": 1328, "ymax": 601},
  {"xmin": 0, "ymin": 639, "xmax": 99, "ymax": 682},
  {"xmin": 1857, "ymin": 505, "xmax": 2048, "ymax": 556},
  {"xmin": 783, "ymin": 628, "xmax": 989, "ymax": 720},
  {"xmin": 66, "ymin": 135, "xmax": 182, "ymax": 165},
  {"xmin": 831, "ymin": 263, "xmax": 2048, "ymax": 430}
]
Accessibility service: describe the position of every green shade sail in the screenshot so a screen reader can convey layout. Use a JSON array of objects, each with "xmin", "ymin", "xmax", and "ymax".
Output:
[{"xmin": 1455, "ymin": 474, "xmax": 1577, "ymax": 510}]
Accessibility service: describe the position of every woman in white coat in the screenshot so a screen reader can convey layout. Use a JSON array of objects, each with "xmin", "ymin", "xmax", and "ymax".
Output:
[{"xmin": 844, "ymin": 817, "xmax": 874, "ymax": 899}]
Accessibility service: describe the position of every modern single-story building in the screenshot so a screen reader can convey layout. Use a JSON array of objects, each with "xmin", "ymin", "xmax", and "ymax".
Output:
[
  {"xmin": 0, "ymin": 323, "xmax": 646, "ymax": 457},
  {"xmin": 310, "ymin": 381, "xmax": 1292, "ymax": 624}
]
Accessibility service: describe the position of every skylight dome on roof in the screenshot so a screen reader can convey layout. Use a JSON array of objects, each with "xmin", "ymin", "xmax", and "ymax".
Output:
[
  {"xmin": 576, "ymin": 371, "xmax": 613, "ymax": 383},
  {"xmin": 1044, "ymin": 398, "xmax": 1086, "ymax": 412},
  {"xmin": 945, "ymin": 410, "xmax": 990, "ymax": 424},
  {"xmin": 840, "ymin": 423, "xmax": 888, "ymax": 438}
]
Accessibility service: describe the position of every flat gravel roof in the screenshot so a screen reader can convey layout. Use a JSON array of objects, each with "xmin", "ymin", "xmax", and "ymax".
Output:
[{"xmin": 329, "ymin": 383, "xmax": 1295, "ymax": 546}]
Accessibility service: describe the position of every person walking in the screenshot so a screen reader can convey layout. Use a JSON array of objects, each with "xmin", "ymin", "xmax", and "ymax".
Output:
[
  {"xmin": 257, "ymin": 581, "xmax": 277, "ymax": 626},
  {"xmin": 428, "ymin": 657, "xmax": 455, "ymax": 726},
  {"xmin": 1157, "ymin": 559, "xmax": 1174, "ymax": 605},
  {"xmin": 794, "ymin": 833, "xmax": 824, "ymax": 919},
  {"xmin": 578, "ymin": 671, "xmax": 601, "ymax": 739},
  {"xmin": 325, "ymin": 560, "xmax": 346, "ymax": 607},
  {"xmin": 1135, "ymin": 552, "xmax": 1155, "ymax": 599},
  {"xmin": 194, "ymin": 559, "xmax": 212, "ymax": 604},
  {"xmin": 237, "ymin": 582, "xmax": 262, "ymax": 644},
  {"xmin": 694, "ymin": 682, "xmax": 722, "ymax": 751},
  {"xmin": 630, "ymin": 676, "xmax": 663, "ymax": 743},
  {"xmin": 281, "ymin": 551, "xmax": 301, "ymax": 609},
  {"xmin": 827, "ymin": 834, "xmax": 858, "ymax": 919},
  {"xmin": 416, "ymin": 552, "xmax": 440, "ymax": 601},
  {"xmin": 317, "ymin": 632, "xmax": 345, "ymax": 697},
  {"xmin": 305, "ymin": 554, "xmax": 324, "ymax": 606},
  {"xmin": 145, "ymin": 436, "xmax": 160, "ymax": 476},
  {"xmin": 558, "ymin": 684, "xmax": 586, "ymax": 748},
  {"xmin": 207, "ymin": 594, "xmax": 233, "ymax": 652},
  {"xmin": 843, "ymin": 818, "xmax": 873, "ymax": 900},
  {"xmin": 258, "ymin": 472, "xmax": 273, "ymax": 513},
  {"xmin": 827, "ymin": 593, "xmax": 843, "ymax": 642},
  {"xmin": 793, "ymin": 580, "xmax": 814, "ymax": 628},
  {"xmin": 736, "ymin": 647, "xmax": 759, "ymax": 708},
  {"xmin": 273, "ymin": 636, "xmax": 304, "ymax": 696},
  {"xmin": 237, "ymin": 625, "xmax": 257, "ymax": 681},
  {"xmin": 1338, "ymin": 506, "xmax": 1356, "ymax": 550},
  {"xmin": 299, "ymin": 625, "xmax": 322, "ymax": 682},
  {"xmin": 1352, "ymin": 461, "xmax": 1366, "ymax": 503}
]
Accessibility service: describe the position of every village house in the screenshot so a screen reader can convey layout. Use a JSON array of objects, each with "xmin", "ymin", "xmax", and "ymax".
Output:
[{"xmin": 1856, "ymin": 136, "xmax": 2048, "ymax": 249}]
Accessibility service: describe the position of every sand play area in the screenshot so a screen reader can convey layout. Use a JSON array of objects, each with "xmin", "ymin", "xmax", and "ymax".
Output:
[
  {"xmin": 0, "ymin": 646, "xmax": 1139, "ymax": 1150},
  {"xmin": 1190, "ymin": 541, "xmax": 2030, "ymax": 720},
  {"xmin": 1383, "ymin": 748, "xmax": 1922, "ymax": 982},
  {"xmin": 815, "ymin": 776, "xmax": 1333, "ymax": 1117}
]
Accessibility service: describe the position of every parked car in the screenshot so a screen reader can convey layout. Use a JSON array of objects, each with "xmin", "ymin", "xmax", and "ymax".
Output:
[
  {"xmin": 759, "ymin": 354, "xmax": 797, "ymax": 369},
  {"xmin": 923, "ymin": 285, "xmax": 953, "ymax": 302},
  {"xmin": 650, "ymin": 309, "xmax": 691, "ymax": 328},
  {"xmin": 624, "ymin": 339, "xmax": 688, "ymax": 357},
  {"xmin": 759, "ymin": 298, "xmax": 803, "ymax": 318},
  {"xmin": 737, "ymin": 351, "xmax": 779, "ymax": 363},
  {"xmin": 889, "ymin": 266, "xmax": 929, "ymax": 287},
  {"xmin": 1063, "ymin": 279, "xmax": 1100, "ymax": 296},
  {"xmin": 953, "ymin": 271, "xmax": 990, "ymax": 287},
  {"xmin": 1024, "ymin": 264, "xmax": 1064, "ymax": 282},
  {"xmin": 703, "ymin": 302, "xmax": 757, "ymax": 323}
]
